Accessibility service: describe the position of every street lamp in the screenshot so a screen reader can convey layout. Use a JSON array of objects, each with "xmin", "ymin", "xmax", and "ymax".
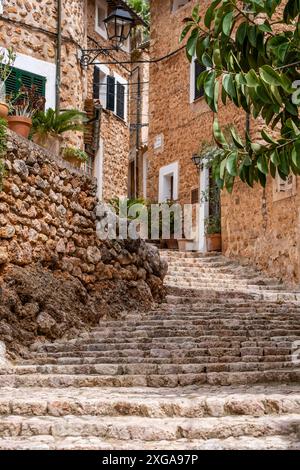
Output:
[
  {"xmin": 104, "ymin": 7, "xmax": 134, "ymax": 45},
  {"xmin": 192, "ymin": 154, "xmax": 202, "ymax": 171},
  {"xmin": 79, "ymin": 6, "xmax": 135, "ymax": 67}
]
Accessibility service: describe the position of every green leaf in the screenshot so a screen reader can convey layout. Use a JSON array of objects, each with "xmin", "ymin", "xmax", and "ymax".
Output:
[
  {"xmin": 259, "ymin": 65, "xmax": 282, "ymax": 86},
  {"xmin": 186, "ymin": 28, "xmax": 198, "ymax": 57},
  {"xmin": 180, "ymin": 23, "xmax": 193, "ymax": 43},
  {"xmin": 258, "ymin": 22, "xmax": 272, "ymax": 33},
  {"xmin": 202, "ymin": 52, "xmax": 213, "ymax": 68},
  {"xmin": 245, "ymin": 70, "xmax": 260, "ymax": 88},
  {"xmin": 204, "ymin": 70, "xmax": 216, "ymax": 99},
  {"xmin": 230, "ymin": 127, "xmax": 244, "ymax": 149},
  {"xmin": 236, "ymin": 22, "xmax": 248, "ymax": 45},
  {"xmin": 292, "ymin": 146, "xmax": 300, "ymax": 169},
  {"xmin": 226, "ymin": 151, "xmax": 238, "ymax": 176},
  {"xmin": 257, "ymin": 154, "xmax": 268, "ymax": 174},
  {"xmin": 270, "ymin": 150, "xmax": 280, "ymax": 166},
  {"xmin": 257, "ymin": 170, "xmax": 267, "ymax": 187},
  {"xmin": 213, "ymin": 120, "xmax": 228, "ymax": 148},
  {"xmin": 261, "ymin": 129, "xmax": 278, "ymax": 145},
  {"xmin": 222, "ymin": 74, "xmax": 237, "ymax": 99},
  {"xmin": 222, "ymin": 11, "xmax": 234, "ymax": 36},
  {"xmin": 192, "ymin": 4, "xmax": 200, "ymax": 22},
  {"xmin": 204, "ymin": 0, "xmax": 222, "ymax": 28},
  {"xmin": 220, "ymin": 158, "xmax": 227, "ymax": 179}
]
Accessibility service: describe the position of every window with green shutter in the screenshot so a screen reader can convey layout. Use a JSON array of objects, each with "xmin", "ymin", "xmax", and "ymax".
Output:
[{"xmin": 5, "ymin": 67, "xmax": 46, "ymax": 98}]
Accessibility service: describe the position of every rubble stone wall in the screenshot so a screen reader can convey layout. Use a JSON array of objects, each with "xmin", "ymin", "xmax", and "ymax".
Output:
[
  {"xmin": 0, "ymin": 132, "xmax": 166, "ymax": 357},
  {"xmin": 221, "ymin": 177, "xmax": 300, "ymax": 286}
]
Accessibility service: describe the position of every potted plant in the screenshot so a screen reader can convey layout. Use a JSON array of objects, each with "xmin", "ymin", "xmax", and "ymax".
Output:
[
  {"xmin": 0, "ymin": 47, "xmax": 16, "ymax": 120},
  {"xmin": 205, "ymin": 215, "xmax": 222, "ymax": 252},
  {"xmin": 7, "ymin": 85, "xmax": 45, "ymax": 138},
  {"xmin": 62, "ymin": 146, "xmax": 89, "ymax": 168},
  {"xmin": 32, "ymin": 108, "xmax": 86, "ymax": 156}
]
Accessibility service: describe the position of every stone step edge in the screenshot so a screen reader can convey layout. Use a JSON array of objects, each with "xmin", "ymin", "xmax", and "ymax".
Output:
[
  {"xmin": 0, "ymin": 434, "xmax": 299, "ymax": 450},
  {"xmin": 0, "ymin": 414, "xmax": 299, "ymax": 440},
  {"xmin": 0, "ymin": 393, "xmax": 300, "ymax": 418}
]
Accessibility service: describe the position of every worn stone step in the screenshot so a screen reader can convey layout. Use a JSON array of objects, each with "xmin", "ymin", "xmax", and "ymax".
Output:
[
  {"xmin": 0, "ymin": 434, "xmax": 298, "ymax": 450},
  {"xmin": 1, "ymin": 360, "xmax": 297, "ymax": 377},
  {"xmin": 0, "ymin": 369, "xmax": 300, "ymax": 388},
  {"xmin": 0, "ymin": 414, "xmax": 299, "ymax": 441},
  {"xmin": 31, "ymin": 342, "xmax": 297, "ymax": 357},
  {"xmin": 19, "ymin": 354, "xmax": 294, "ymax": 366},
  {"xmin": 1, "ymin": 386, "xmax": 299, "ymax": 418}
]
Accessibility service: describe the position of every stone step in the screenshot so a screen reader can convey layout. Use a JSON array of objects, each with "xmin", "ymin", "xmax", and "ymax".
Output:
[
  {"xmin": 1, "ymin": 386, "xmax": 299, "ymax": 418},
  {"xmin": 165, "ymin": 280, "xmax": 287, "ymax": 291},
  {"xmin": 165, "ymin": 294, "xmax": 300, "ymax": 304},
  {"xmin": 0, "ymin": 434, "xmax": 298, "ymax": 450},
  {"xmin": 30, "ymin": 338, "xmax": 300, "ymax": 356},
  {"xmin": 19, "ymin": 354, "xmax": 293, "ymax": 365},
  {"xmin": 0, "ymin": 361, "xmax": 297, "ymax": 377},
  {"xmin": 0, "ymin": 370, "xmax": 300, "ymax": 388},
  {"xmin": 0, "ymin": 414, "xmax": 299, "ymax": 441}
]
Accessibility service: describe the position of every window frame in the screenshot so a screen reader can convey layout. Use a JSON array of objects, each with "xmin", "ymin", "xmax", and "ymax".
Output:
[
  {"xmin": 95, "ymin": 0, "xmax": 108, "ymax": 39},
  {"xmin": 113, "ymin": 72, "xmax": 128, "ymax": 122},
  {"xmin": 190, "ymin": 56, "xmax": 206, "ymax": 103}
]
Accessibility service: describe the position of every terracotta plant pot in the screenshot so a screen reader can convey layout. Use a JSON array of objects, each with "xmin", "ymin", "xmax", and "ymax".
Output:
[
  {"xmin": 206, "ymin": 233, "xmax": 222, "ymax": 252},
  {"xmin": 33, "ymin": 133, "xmax": 63, "ymax": 156},
  {"xmin": 178, "ymin": 238, "xmax": 195, "ymax": 252},
  {"xmin": 0, "ymin": 102, "xmax": 9, "ymax": 120},
  {"xmin": 7, "ymin": 116, "xmax": 32, "ymax": 138},
  {"xmin": 63, "ymin": 154, "xmax": 82, "ymax": 168}
]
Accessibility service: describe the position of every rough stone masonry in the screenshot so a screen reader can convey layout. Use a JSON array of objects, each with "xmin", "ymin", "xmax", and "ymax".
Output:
[{"xmin": 0, "ymin": 132, "xmax": 167, "ymax": 358}]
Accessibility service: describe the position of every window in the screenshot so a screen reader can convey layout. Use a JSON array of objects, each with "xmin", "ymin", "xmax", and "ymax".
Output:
[
  {"xmin": 85, "ymin": 154, "xmax": 94, "ymax": 176},
  {"xmin": 191, "ymin": 188, "xmax": 199, "ymax": 204},
  {"xmin": 172, "ymin": 0, "xmax": 191, "ymax": 13},
  {"xmin": 273, "ymin": 173, "xmax": 297, "ymax": 201},
  {"xmin": 116, "ymin": 82, "xmax": 125, "ymax": 119},
  {"xmin": 106, "ymin": 75, "xmax": 115, "ymax": 111},
  {"xmin": 93, "ymin": 65, "xmax": 109, "ymax": 108},
  {"xmin": 93, "ymin": 67, "xmax": 127, "ymax": 120},
  {"xmin": 5, "ymin": 66, "xmax": 46, "ymax": 98},
  {"xmin": 190, "ymin": 58, "xmax": 206, "ymax": 102},
  {"xmin": 159, "ymin": 162, "xmax": 179, "ymax": 202},
  {"xmin": 95, "ymin": 0, "xmax": 107, "ymax": 38}
]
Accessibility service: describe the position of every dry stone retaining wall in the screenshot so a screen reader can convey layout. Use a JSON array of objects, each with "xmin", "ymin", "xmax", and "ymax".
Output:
[{"xmin": 0, "ymin": 132, "xmax": 166, "ymax": 358}]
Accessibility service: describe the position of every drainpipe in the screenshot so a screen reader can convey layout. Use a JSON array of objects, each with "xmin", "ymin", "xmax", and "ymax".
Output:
[{"xmin": 55, "ymin": 0, "xmax": 62, "ymax": 111}]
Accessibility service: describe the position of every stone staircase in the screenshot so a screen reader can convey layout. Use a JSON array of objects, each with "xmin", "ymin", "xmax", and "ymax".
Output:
[{"xmin": 0, "ymin": 250, "xmax": 300, "ymax": 449}]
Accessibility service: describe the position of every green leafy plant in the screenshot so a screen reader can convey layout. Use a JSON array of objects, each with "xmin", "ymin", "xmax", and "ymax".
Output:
[
  {"xmin": 0, "ymin": 47, "xmax": 16, "ymax": 102},
  {"xmin": 205, "ymin": 215, "xmax": 221, "ymax": 235},
  {"xmin": 182, "ymin": 1, "xmax": 300, "ymax": 191},
  {"xmin": 62, "ymin": 146, "xmax": 89, "ymax": 163},
  {"xmin": 127, "ymin": 0, "xmax": 150, "ymax": 25},
  {"xmin": 109, "ymin": 196, "xmax": 147, "ymax": 220},
  {"xmin": 32, "ymin": 108, "xmax": 86, "ymax": 137},
  {"xmin": 0, "ymin": 118, "xmax": 8, "ymax": 190},
  {"xmin": 8, "ymin": 85, "xmax": 45, "ymax": 118}
]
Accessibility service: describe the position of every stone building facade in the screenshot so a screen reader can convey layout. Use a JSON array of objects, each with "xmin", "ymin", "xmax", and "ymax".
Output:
[
  {"xmin": 0, "ymin": 0, "xmax": 144, "ymax": 201},
  {"xmin": 147, "ymin": 0, "xmax": 300, "ymax": 285},
  {"xmin": 128, "ymin": 40, "xmax": 150, "ymax": 199},
  {"xmin": 147, "ymin": 0, "xmax": 246, "ymax": 250}
]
